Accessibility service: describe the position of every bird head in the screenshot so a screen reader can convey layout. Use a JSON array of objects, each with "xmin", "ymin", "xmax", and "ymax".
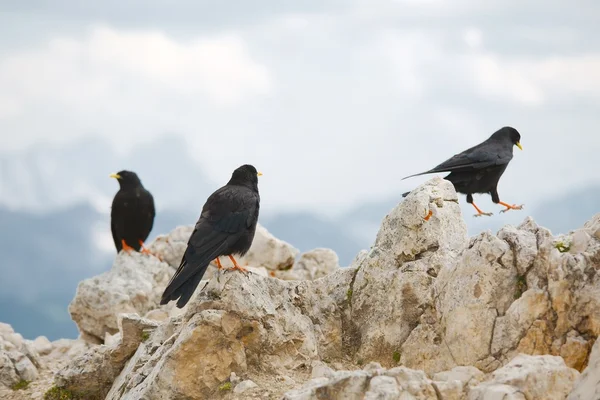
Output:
[
  {"xmin": 109, "ymin": 170, "xmax": 143, "ymax": 188},
  {"xmin": 228, "ymin": 164, "xmax": 262, "ymax": 189},
  {"xmin": 494, "ymin": 126, "xmax": 522, "ymax": 150}
]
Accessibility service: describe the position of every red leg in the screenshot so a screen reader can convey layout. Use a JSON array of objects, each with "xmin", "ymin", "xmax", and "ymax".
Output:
[
  {"xmin": 121, "ymin": 239, "xmax": 135, "ymax": 253},
  {"xmin": 214, "ymin": 258, "xmax": 224, "ymax": 270},
  {"xmin": 423, "ymin": 210, "xmax": 433, "ymax": 221},
  {"xmin": 471, "ymin": 202, "xmax": 493, "ymax": 217},
  {"xmin": 498, "ymin": 201, "xmax": 524, "ymax": 213},
  {"xmin": 138, "ymin": 240, "xmax": 162, "ymax": 260},
  {"xmin": 228, "ymin": 255, "xmax": 249, "ymax": 274},
  {"xmin": 139, "ymin": 240, "xmax": 151, "ymax": 255}
]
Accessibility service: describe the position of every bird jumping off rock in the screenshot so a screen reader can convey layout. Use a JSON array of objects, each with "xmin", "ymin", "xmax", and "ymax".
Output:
[
  {"xmin": 109, "ymin": 170, "xmax": 156, "ymax": 254},
  {"xmin": 402, "ymin": 126, "xmax": 523, "ymax": 217},
  {"xmin": 160, "ymin": 164, "xmax": 262, "ymax": 308}
]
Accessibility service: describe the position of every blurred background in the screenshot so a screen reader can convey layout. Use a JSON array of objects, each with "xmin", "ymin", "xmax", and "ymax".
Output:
[{"xmin": 1, "ymin": 0, "xmax": 599, "ymax": 340}]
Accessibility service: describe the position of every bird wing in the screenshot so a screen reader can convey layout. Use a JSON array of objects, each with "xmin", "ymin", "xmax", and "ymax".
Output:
[
  {"xmin": 136, "ymin": 188, "xmax": 155, "ymax": 242},
  {"xmin": 161, "ymin": 185, "xmax": 259, "ymax": 301},
  {"xmin": 402, "ymin": 141, "xmax": 512, "ymax": 179},
  {"xmin": 110, "ymin": 190, "xmax": 131, "ymax": 250}
]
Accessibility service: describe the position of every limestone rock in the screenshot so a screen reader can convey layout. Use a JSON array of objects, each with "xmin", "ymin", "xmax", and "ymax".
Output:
[
  {"xmin": 150, "ymin": 223, "xmax": 299, "ymax": 280},
  {"xmin": 350, "ymin": 177, "xmax": 468, "ymax": 366},
  {"xmin": 471, "ymin": 354, "xmax": 579, "ymax": 400},
  {"xmin": 68, "ymin": 252, "xmax": 174, "ymax": 342},
  {"xmin": 102, "ymin": 268, "xmax": 355, "ymax": 399},
  {"xmin": 242, "ymin": 224, "xmax": 299, "ymax": 271},
  {"xmin": 0, "ymin": 323, "xmax": 42, "ymax": 387},
  {"xmin": 31, "ymin": 336, "xmax": 53, "ymax": 356},
  {"xmin": 38, "ymin": 180, "xmax": 599, "ymax": 399},
  {"xmin": 568, "ymin": 338, "xmax": 600, "ymax": 400},
  {"xmin": 276, "ymin": 248, "xmax": 340, "ymax": 281},
  {"xmin": 284, "ymin": 365, "xmax": 441, "ymax": 400},
  {"xmin": 234, "ymin": 379, "xmax": 258, "ymax": 394},
  {"xmin": 55, "ymin": 314, "xmax": 159, "ymax": 399}
]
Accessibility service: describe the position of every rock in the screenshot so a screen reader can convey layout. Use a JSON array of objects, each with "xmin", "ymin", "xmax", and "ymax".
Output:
[
  {"xmin": 242, "ymin": 224, "xmax": 299, "ymax": 271},
  {"xmin": 149, "ymin": 223, "xmax": 299, "ymax": 278},
  {"xmin": 0, "ymin": 350, "xmax": 19, "ymax": 387},
  {"xmin": 38, "ymin": 180, "xmax": 599, "ymax": 399},
  {"xmin": 279, "ymin": 248, "xmax": 340, "ymax": 281},
  {"xmin": 471, "ymin": 354, "xmax": 579, "ymax": 400},
  {"xmin": 234, "ymin": 379, "xmax": 258, "ymax": 394},
  {"xmin": 433, "ymin": 365, "xmax": 485, "ymax": 398},
  {"xmin": 469, "ymin": 384, "xmax": 526, "ymax": 400},
  {"xmin": 284, "ymin": 365, "xmax": 439, "ymax": 400},
  {"xmin": 143, "ymin": 309, "xmax": 169, "ymax": 322},
  {"xmin": 148, "ymin": 225, "xmax": 193, "ymax": 269},
  {"xmin": 0, "ymin": 323, "xmax": 41, "ymax": 387},
  {"xmin": 68, "ymin": 252, "xmax": 174, "ymax": 342},
  {"xmin": 31, "ymin": 336, "xmax": 53, "ymax": 356},
  {"xmin": 101, "ymin": 267, "xmax": 356, "ymax": 399},
  {"xmin": 350, "ymin": 177, "xmax": 468, "ymax": 367},
  {"xmin": 55, "ymin": 314, "xmax": 159, "ymax": 399},
  {"xmin": 311, "ymin": 361, "xmax": 334, "ymax": 379},
  {"xmin": 568, "ymin": 338, "xmax": 600, "ymax": 400}
]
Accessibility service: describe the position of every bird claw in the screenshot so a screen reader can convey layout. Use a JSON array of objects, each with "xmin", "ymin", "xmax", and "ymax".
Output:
[
  {"xmin": 473, "ymin": 212, "xmax": 493, "ymax": 217},
  {"xmin": 225, "ymin": 265, "xmax": 252, "ymax": 277},
  {"xmin": 500, "ymin": 204, "xmax": 524, "ymax": 213}
]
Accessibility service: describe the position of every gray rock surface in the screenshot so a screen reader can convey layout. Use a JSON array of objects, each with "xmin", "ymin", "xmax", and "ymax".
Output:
[{"xmin": 2, "ymin": 177, "xmax": 599, "ymax": 400}]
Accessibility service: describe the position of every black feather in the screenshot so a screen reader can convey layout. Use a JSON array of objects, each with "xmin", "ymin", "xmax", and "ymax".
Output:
[
  {"xmin": 160, "ymin": 164, "xmax": 261, "ymax": 308},
  {"xmin": 110, "ymin": 170, "xmax": 155, "ymax": 252}
]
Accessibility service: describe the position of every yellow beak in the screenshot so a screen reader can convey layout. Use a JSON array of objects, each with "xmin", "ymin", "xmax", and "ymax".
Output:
[
  {"xmin": 257, "ymin": 172, "xmax": 263, "ymax": 177},
  {"xmin": 109, "ymin": 173, "xmax": 121, "ymax": 179},
  {"xmin": 516, "ymin": 142, "xmax": 523, "ymax": 150}
]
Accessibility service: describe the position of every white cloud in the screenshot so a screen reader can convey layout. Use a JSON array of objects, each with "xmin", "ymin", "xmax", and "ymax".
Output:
[
  {"xmin": 0, "ymin": 24, "xmax": 271, "ymax": 121},
  {"xmin": 468, "ymin": 54, "xmax": 600, "ymax": 106}
]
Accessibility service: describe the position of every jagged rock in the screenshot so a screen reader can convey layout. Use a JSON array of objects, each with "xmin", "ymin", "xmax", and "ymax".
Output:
[
  {"xmin": 0, "ymin": 323, "xmax": 42, "ymax": 387},
  {"xmin": 31, "ymin": 337, "xmax": 53, "ymax": 356},
  {"xmin": 233, "ymin": 379, "xmax": 258, "ymax": 394},
  {"xmin": 55, "ymin": 314, "xmax": 159, "ymax": 399},
  {"xmin": 284, "ymin": 365, "xmax": 446, "ymax": 400},
  {"xmin": 350, "ymin": 177, "xmax": 468, "ymax": 367},
  {"xmin": 568, "ymin": 338, "xmax": 600, "ymax": 400},
  {"xmin": 242, "ymin": 224, "xmax": 299, "ymax": 271},
  {"xmin": 470, "ymin": 354, "xmax": 579, "ymax": 400},
  {"xmin": 39, "ymin": 179, "xmax": 599, "ymax": 399},
  {"xmin": 150, "ymin": 223, "xmax": 299, "ymax": 279},
  {"xmin": 276, "ymin": 248, "xmax": 340, "ymax": 281},
  {"xmin": 0, "ymin": 350, "xmax": 19, "ymax": 387},
  {"xmin": 68, "ymin": 252, "xmax": 173, "ymax": 342},
  {"xmin": 100, "ymin": 268, "xmax": 355, "ymax": 399}
]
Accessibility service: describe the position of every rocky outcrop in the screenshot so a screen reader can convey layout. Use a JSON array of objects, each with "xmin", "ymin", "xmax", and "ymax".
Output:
[
  {"xmin": 68, "ymin": 252, "xmax": 173, "ymax": 343},
  {"xmin": 470, "ymin": 354, "xmax": 579, "ymax": 400},
  {"xmin": 0, "ymin": 323, "xmax": 42, "ymax": 388},
  {"xmin": 69, "ymin": 223, "xmax": 306, "ymax": 344},
  {"xmin": 284, "ymin": 355, "xmax": 578, "ymax": 400},
  {"xmin": 149, "ymin": 223, "xmax": 300, "ymax": 278},
  {"xmin": 568, "ymin": 338, "xmax": 600, "ymax": 400},
  {"xmin": 4, "ymin": 177, "xmax": 599, "ymax": 399}
]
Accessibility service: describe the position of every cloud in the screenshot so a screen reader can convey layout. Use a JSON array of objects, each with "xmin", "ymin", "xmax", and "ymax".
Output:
[
  {"xmin": 372, "ymin": 27, "xmax": 600, "ymax": 106},
  {"xmin": 0, "ymin": 24, "xmax": 271, "ymax": 120}
]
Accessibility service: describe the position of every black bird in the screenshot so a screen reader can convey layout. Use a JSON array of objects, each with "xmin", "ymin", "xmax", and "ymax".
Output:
[
  {"xmin": 109, "ymin": 170, "xmax": 156, "ymax": 253},
  {"xmin": 160, "ymin": 164, "xmax": 262, "ymax": 308},
  {"xmin": 402, "ymin": 127, "xmax": 523, "ymax": 217}
]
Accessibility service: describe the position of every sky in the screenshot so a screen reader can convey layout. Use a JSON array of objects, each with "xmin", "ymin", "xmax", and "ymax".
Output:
[{"xmin": 1, "ymin": 0, "xmax": 599, "ymax": 214}]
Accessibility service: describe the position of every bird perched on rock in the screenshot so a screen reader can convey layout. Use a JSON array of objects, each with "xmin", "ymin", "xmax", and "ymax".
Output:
[
  {"xmin": 109, "ymin": 170, "xmax": 155, "ymax": 253},
  {"xmin": 161, "ymin": 164, "xmax": 262, "ymax": 308},
  {"xmin": 402, "ymin": 126, "xmax": 523, "ymax": 217}
]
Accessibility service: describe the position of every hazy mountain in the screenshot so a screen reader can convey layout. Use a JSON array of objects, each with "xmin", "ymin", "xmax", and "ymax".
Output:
[{"xmin": 0, "ymin": 135, "xmax": 214, "ymax": 212}]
